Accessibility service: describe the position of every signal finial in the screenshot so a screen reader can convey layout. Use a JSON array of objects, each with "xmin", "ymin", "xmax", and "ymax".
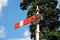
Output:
[{"xmin": 36, "ymin": 5, "xmax": 40, "ymax": 12}]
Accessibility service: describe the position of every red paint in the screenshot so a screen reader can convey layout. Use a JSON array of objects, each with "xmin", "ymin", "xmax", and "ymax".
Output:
[
  {"xmin": 14, "ymin": 15, "xmax": 40, "ymax": 29},
  {"xmin": 23, "ymin": 16, "xmax": 35, "ymax": 25},
  {"xmin": 36, "ymin": 14, "xmax": 40, "ymax": 19},
  {"xmin": 14, "ymin": 22, "xmax": 20, "ymax": 29}
]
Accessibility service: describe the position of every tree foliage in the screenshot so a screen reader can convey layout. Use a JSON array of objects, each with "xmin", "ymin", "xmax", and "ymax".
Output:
[{"xmin": 20, "ymin": 0, "xmax": 60, "ymax": 40}]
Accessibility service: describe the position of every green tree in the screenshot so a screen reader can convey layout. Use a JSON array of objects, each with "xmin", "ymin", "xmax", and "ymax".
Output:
[{"xmin": 20, "ymin": 0, "xmax": 60, "ymax": 40}]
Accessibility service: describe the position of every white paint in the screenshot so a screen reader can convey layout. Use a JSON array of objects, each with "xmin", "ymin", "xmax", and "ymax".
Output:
[
  {"xmin": 36, "ymin": 24, "xmax": 40, "ymax": 40},
  {"xmin": 20, "ymin": 20, "xmax": 23, "ymax": 27},
  {"xmin": 37, "ymin": 6, "xmax": 39, "ymax": 10},
  {"xmin": 36, "ymin": 12, "xmax": 39, "ymax": 15}
]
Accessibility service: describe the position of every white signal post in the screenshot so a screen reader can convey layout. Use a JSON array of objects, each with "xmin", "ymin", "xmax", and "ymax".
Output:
[{"xmin": 36, "ymin": 6, "xmax": 40, "ymax": 40}]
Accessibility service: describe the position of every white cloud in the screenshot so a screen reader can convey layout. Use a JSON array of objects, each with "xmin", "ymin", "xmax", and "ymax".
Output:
[
  {"xmin": 56, "ymin": 0, "xmax": 60, "ymax": 9},
  {"xmin": 8, "ymin": 30, "xmax": 31, "ymax": 40},
  {"xmin": 24, "ymin": 30, "xmax": 31, "ymax": 37},
  {"xmin": 0, "ymin": 26, "xmax": 6, "ymax": 38},
  {"xmin": 8, "ymin": 37, "xmax": 31, "ymax": 40},
  {"xmin": 0, "ymin": 0, "xmax": 8, "ymax": 17}
]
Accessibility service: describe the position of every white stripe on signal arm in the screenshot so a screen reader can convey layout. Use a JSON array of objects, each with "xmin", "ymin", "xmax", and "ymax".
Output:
[{"xmin": 20, "ymin": 20, "xmax": 23, "ymax": 27}]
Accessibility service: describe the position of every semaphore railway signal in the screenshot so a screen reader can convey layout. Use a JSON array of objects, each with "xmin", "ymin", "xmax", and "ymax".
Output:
[{"xmin": 14, "ymin": 5, "xmax": 41, "ymax": 40}]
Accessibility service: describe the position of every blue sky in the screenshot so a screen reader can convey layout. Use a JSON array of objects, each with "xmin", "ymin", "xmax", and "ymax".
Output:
[{"xmin": 0, "ymin": 0, "xmax": 60, "ymax": 40}]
